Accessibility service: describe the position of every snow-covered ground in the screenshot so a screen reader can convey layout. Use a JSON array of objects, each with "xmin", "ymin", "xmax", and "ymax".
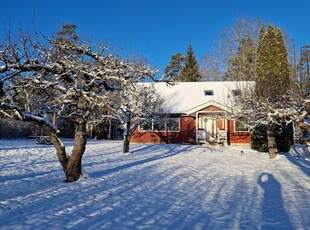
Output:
[{"xmin": 0, "ymin": 139, "xmax": 309, "ymax": 230}]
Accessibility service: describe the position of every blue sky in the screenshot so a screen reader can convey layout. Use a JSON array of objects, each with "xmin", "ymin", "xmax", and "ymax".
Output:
[{"xmin": 0, "ymin": 0, "xmax": 309, "ymax": 75}]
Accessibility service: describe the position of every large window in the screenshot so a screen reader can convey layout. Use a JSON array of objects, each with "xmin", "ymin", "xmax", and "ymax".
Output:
[
  {"xmin": 139, "ymin": 118, "xmax": 180, "ymax": 132},
  {"xmin": 234, "ymin": 120, "xmax": 249, "ymax": 132}
]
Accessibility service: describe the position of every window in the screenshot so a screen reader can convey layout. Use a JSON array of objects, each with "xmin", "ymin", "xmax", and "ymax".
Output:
[
  {"xmin": 234, "ymin": 120, "xmax": 249, "ymax": 132},
  {"xmin": 139, "ymin": 118, "xmax": 180, "ymax": 132},
  {"xmin": 232, "ymin": 89, "xmax": 242, "ymax": 97},
  {"xmin": 153, "ymin": 122, "xmax": 166, "ymax": 131},
  {"xmin": 204, "ymin": 90, "xmax": 214, "ymax": 96},
  {"xmin": 166, "ymin": 118, "xmax": 180, "ymax": 131},
  {"xmin": 140, "ymin": 121, "xmax": 152, "ymax": 131}
]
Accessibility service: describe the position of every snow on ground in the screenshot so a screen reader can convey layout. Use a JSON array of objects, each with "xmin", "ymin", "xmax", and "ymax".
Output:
[{"xmin": 0, "ymin": 139, "xmax": 309, "ymax": 230}]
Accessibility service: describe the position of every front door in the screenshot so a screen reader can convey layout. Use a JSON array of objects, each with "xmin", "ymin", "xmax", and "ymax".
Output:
[{"xmin": 199, "ymin": 116, "xmax": 216, "ymax": 141}]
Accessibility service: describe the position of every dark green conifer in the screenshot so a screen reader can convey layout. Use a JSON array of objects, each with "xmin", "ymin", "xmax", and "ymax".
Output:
[
  {"xmin": 255, "ymin": 24, "xmax": 291, "ymax": 100},
  {"xmin": 164, "ymin": 53, "xmax": 184, "ymax": 81},
  {"xmin": 180, "ymin": 44, "xmax": 202, "ymax": 82}
]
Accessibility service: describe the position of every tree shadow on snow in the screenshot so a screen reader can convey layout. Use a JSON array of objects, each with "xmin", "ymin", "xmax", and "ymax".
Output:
[
  {"xmin": 283, "ymin": 145, "xmax": 310, "ymax": 178},
  {"xmin": 91, "ymin": 144, "xmax": 195, "ymax": 178},
  {"xmin": 257, "ymin": 173, "xmax": 292, "ymax": 230}
]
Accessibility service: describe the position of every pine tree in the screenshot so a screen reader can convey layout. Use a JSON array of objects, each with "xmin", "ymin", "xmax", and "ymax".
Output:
[
  {"xmin": 179, "ymin": 44, "xmax": 202, "ymax": 82},
  {"xmin": 298, "ymin": 45, "xmax": 310, "ymax": 95},
  {"xmin": 164, "ymin": 53, "xmax": 184, "ymax": 81},
  {"xmin": 224, "ymin": 37, "xmax": 256, "ymax": 81},
  {"xmin": 54, "ymin": 24, "xmax": 80, "ymax": 60},
  {"xmin": 255, "ymin": 24, "xmax": 291, "ymax": 100}
]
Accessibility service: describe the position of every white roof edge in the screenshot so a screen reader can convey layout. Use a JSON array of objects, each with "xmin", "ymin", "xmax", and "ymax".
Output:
[{"xmin": 185, "ymin": 100, "xmax": 231, "ymax": 115}]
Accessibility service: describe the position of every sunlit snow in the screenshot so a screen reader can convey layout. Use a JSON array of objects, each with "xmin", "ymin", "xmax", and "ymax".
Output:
[{"xmin": 0, "ymin": 139, "xmax": 309, "ymax": 229}]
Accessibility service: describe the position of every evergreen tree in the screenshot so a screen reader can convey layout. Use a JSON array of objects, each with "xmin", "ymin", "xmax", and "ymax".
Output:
[
  {"xmin": 180, "ymin": 44, "xmax": 202, "ymax": 82},
  {"xmin": 254, "ymin": 24, "xmax": 292, "ymax": 158},
  {"xmin": 164, "ymin": 53, "xmax": 184, "ymax": 81},
  {"xmin": 224, "ymin": 37, "xmax": 256, "ymax": 81},
  {"xmin": 255, "ymin": 24, "xmax": 291, "ymax": 100},
  {"xmin": 54, "ymin": 24, "xmax": 80, "ymax": 60}
]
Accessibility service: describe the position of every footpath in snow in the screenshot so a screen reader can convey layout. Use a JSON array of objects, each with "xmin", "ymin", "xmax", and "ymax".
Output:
[{"xmin": 0, "ymin": 139, "xmax": 309, "ymax": 230}]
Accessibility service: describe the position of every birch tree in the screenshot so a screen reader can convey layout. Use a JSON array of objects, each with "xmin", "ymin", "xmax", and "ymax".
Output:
[
  {"xmin": 200, "ymin": 16, "xmax": 262, "ymax": 81},
  {"xmin": 0, "ymin": 26, "xmax": 157, "ymax": 182}
]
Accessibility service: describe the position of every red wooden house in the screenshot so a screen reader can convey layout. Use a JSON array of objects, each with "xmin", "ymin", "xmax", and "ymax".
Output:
[{"xmin": 131, "ymin": 81, "xmax": 253, "ymax": 145}]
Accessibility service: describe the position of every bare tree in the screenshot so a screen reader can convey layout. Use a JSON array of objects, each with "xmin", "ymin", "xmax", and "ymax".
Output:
[
  {"xmin": 106, "ymin": 82, "xmax": 165, "ymax": 153},
  {"xmin": 0, "ymin": 27, "xmax": 157, "ymax": 182},
  {"xmin": 200, "ymin": 16, "xmax": 262, "ymax": 81}
]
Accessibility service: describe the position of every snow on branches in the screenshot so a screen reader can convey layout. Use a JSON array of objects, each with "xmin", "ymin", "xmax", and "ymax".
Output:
[
  {"xmin": 0, "ymin": 26, "xmax": 158, "ymax": 181},
  {"xmin": 231, "ymin": 83, "xmax": 310, "ymax": 157},
  {"xmin": 103, "ymin": 82, "xmax": 165, "ymax": 153}
]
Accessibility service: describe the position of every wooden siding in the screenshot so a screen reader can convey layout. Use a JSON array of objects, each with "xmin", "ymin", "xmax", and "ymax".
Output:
[
  {"xmin": 227, "ymin": 120, "xmax": 251, "ymax": 144},
  {"xmin": 200, "ymin": 105, "xmax": 224, "ymax": 112}
]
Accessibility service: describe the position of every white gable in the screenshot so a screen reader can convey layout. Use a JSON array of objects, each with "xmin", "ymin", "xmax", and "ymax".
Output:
[{"xmin": 138, "ymin": 81, "xmax": 254, "ymax": 114}]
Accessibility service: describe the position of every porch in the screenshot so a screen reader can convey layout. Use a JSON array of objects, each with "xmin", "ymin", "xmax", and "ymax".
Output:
[{"xmin": 195, "ymin": 111, "xmax": 228, "ymax": 145}]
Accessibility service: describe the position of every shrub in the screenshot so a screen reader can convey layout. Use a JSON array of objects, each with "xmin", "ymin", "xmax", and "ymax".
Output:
[
  {"xmin": 275, "ymin": 122, "xmax": 293, "ymax": 152},
  {"xmin": 251, "ymin": 123, "xmax": 268, "ymax": 152},
  {"xmin": 251, "ymin": 121, "xmax": 294, "ymax": 153}
]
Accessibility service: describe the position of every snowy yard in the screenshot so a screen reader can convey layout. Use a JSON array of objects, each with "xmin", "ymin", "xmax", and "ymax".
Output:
[{"xmin": 0, "ymin": 139, "xmax": 309, "ymax": 230}]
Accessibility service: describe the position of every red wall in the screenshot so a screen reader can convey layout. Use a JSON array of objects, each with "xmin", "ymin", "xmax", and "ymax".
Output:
[
  {"xmin": 131, "ymin": 116, "xmax": 251, "ymax": 145},
  {"xmin": 227, "ymin": 120, "xmax": 251, "ymax": 144},
  {"xmin": 131, "ymin": 116, "xmax": 196, "ymax": 144}
]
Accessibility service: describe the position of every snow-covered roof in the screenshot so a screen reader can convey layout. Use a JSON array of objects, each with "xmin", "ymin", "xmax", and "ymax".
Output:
[{"xmin": 138, "ymin": 81, "xmax": 254, "ymax": 114}]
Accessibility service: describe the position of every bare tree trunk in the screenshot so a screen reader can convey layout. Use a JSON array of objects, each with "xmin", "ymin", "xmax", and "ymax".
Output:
[
  {"xmin": 123, "ymin": 137, "xmax": 130, "ymax": 153},
  {"xmin": 44, "ymin": 121, "xmax": 87, "ymax": 182},
  {"xmin": 267, "ymin": 122, "xmax": 278, "ymax": 159},
  {"xmin": 123, "ymin": 120, "xmax": 131, "ymax": 153},
  {"xmin": 66, "ymin": 122, "xmax": 87, "ymax": 182},
  {"xmin": 306, "ymin": 142, "xmax": 310, "ymax": 156},
  {"xmin": 44, "ymin": 125, "xmax": 68, "ymax": 173}
]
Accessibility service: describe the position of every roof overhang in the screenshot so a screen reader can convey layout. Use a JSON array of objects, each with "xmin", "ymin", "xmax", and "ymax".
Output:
[{"xmin": 185, "ymin": 100, "xmax": 232, "ymax": 116}]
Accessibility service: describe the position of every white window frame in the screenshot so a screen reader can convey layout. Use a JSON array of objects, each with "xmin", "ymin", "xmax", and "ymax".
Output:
[{"xmin": 139, "ymin": 117, "xmax": 180, "ymax": 132}]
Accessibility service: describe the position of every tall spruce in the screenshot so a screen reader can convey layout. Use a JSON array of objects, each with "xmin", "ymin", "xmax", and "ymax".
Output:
[
  {"xmin": 255, "ymin": 24, "xmax": 291, "ymax": 100},
  {"xmin": 180, "ymin": 44, "xmax": 202, "ymax": 82}
]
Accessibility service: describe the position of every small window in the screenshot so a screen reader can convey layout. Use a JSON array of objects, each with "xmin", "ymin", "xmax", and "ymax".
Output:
[
  {"xmin": 232, "ymin": 89, "xmax": 242, "ymax": 97},
  {"xmin": 204, "ymin": 90, "xmax": 214, "ymax": 96},
  {"xmin": 234, "ymin": 120, "xmax": 249, "ymax": 132}
]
